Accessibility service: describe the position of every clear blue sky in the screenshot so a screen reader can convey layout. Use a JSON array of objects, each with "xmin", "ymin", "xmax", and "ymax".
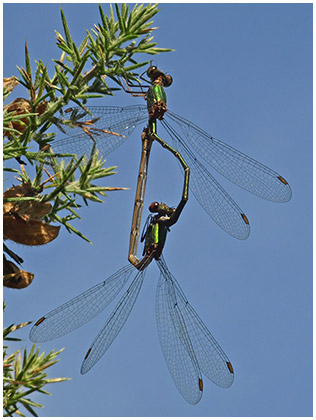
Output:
[{"xmin": 3, "ymin": 3, "xmax": 312, "ymax": 417}]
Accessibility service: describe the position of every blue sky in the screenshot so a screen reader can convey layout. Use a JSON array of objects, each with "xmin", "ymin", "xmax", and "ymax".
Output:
[{"xmin": 3, "ymin": 2, "xmax": 312, "ymax": 417}]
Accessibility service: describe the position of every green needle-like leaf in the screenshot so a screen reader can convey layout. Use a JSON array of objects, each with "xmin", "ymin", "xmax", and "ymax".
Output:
[
  {"xmin": 24, "ymin": 41, "xmax": 32, "ymax": 79},
  {"xmin": 60, "ymin": 7, "xmax": 73, "ymax": 49}
]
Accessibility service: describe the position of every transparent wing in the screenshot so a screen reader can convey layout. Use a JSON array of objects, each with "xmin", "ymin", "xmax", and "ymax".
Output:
[
  {"xmin": 158, "ymin": 257, "xmax": 234, "ymax": 389},
  {"xmin": 29, "ymin": 264, "xmax": 135, "ymax": 342},
  {"xmin": 161, "ymin": 119, "xmax": 250, "ymax": 240},
  {"xmin": 51, "ymin": 105, "xmax": 148, "ymax": 158},
  {"xmin": 166, "ymin": 110, "xmax": 292, "ymax": 203},
  {"xmin": 156, "ymin": 258, "xmax": 203, "ymax": 404},
  {"xmin": 81, "ymin": 268, "xmax": 145, "ymax": 374}
]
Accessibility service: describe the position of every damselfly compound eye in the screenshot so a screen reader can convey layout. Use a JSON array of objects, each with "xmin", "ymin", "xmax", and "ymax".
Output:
[
  {"xmin": 163, "ymin": 74, "xmax": 173, "ymax": 87},
  {"xmin": 149, "ymin": 202, "xmax": 160, "ymax": 213},
  {"xmin": 147, "ymin": 66, "xmax": 157, "ymax": 79}
]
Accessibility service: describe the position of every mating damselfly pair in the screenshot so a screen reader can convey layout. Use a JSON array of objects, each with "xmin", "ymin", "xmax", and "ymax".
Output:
[{"xmin": 30, "ymin": 66, "xmax": 291, "ymax": 404}]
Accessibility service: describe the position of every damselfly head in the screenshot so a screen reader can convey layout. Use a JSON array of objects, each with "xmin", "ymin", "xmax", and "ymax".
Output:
[
  {"xmin": 147, "ymin": 66, "xmax": 173, "ymax": 87},
  {"xmin": 149, "ymin": 202, "xmax": 175, "ymax": 216}
]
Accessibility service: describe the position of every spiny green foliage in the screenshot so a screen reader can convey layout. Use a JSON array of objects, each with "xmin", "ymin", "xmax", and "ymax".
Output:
[
  {"xmin": 3, "ymin": 306, "xmax": 69, "ymax": 417},
  {"xmin": 3, "ymin": 4, "xmax": 171, "ymax": 249}
]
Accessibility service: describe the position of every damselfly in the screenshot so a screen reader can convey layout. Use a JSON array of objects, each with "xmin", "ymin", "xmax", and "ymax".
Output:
[
  {"xmin": 50, "ymin": 66, "xmax": 292, "ymax": 244},
  {"xmin": 30, "ymin": 201, "xmax": 233, "ymax": 404}
]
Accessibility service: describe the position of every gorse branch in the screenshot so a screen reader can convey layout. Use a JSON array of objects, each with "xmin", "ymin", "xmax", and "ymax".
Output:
[
  {"xmin": 3, "ymin": 306, "xmax": 69, "ymax": 417},
  {"xmin": 3, "ymin": 4, "xmax": 171, "ymax": 261}
]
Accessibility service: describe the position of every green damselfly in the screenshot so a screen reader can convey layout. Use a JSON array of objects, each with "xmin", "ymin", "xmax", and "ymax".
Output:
[
  {"xmin": 30, "ymin": 199, "xmax": 233, "ymax": 404},
  {"xmin": 50, "ymin": 65, "xmax": 292, "ymax": 248}
]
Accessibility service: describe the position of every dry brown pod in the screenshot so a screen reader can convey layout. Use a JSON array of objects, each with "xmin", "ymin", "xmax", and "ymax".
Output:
[
  {"xmin": 3, "ymin": 76, "xmax": 19, "ymax": 93},
  {"xmin": 4, "ymin": 183, "xmax": 52, "ymax": 222},
  {"xmin": 3, "ymin": 183, "xmax": 60, "ymax": 246},
  {"xmin": 3, "ymin": 256, "xmax": 34, "ymax": 289},
  {"xmin": 3, "ymin": 214, "xmax": 60, "ymax": 246},
  {"xmin": 4, "ymin": 97, "xmax": 47, "ymax": 136}
]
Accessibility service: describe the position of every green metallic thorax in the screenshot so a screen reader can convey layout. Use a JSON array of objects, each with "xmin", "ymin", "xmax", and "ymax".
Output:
[
  {"xmin": 143, "ymin": 216, "xmax": 169, "ymax": 257},
  {"xmin": 146, "ymin": 84, "xmax": 167, "ymax": 114}
]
